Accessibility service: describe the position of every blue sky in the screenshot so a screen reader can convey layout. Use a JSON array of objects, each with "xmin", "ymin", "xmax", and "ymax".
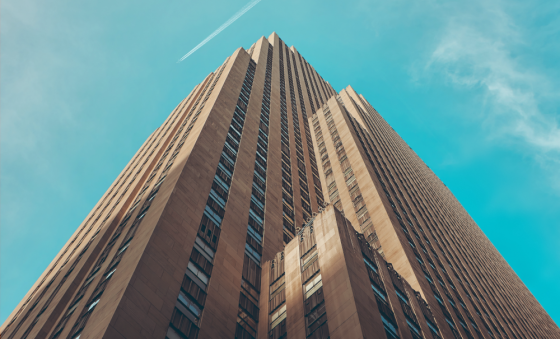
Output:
[{"xmin": 1, "ymin": 0, "xmax": 559, "ymax": 326}]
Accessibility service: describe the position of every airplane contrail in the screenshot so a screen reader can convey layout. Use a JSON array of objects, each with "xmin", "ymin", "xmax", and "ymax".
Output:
[{"xmin": 178, "ymin": 0, "xmax": 262, "ymax": 63}]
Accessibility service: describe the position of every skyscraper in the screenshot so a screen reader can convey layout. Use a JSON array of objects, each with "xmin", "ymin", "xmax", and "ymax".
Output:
[{"xmin": 2, "ymin": 33, "xmax": 558, "ymax": 339}]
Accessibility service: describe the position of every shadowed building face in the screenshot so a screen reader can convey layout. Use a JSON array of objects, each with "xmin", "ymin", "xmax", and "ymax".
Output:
[{"xmin": 1, "ymin": 33, "xmax": 557, "ymax": 339}]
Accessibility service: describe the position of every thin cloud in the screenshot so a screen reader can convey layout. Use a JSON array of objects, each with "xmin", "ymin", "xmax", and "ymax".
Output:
[
  {"xmin": 178, "ymin": 0, "xmax": 262, "ymax": 63},
  {"xmin": 427, "ymin": 6, "xmax": 560, "ymax": 154}
]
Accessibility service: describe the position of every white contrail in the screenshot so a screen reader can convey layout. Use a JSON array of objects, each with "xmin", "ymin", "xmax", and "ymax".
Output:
[{"xmin": 178, "ymin": 0, "xmax": 262, "ymax": 63}]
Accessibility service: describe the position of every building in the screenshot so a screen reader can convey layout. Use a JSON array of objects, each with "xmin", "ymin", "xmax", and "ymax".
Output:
[
  {"xmin": 263, "ymin": 204, "xmax": 440, "ymax": 339},
  {"xmin": 1, "ymin": 33, "xmax": 558, "ymax": 339},
  {"xmin": 308, "ymin": 92, "xmax": 560, "ymax": 339}
]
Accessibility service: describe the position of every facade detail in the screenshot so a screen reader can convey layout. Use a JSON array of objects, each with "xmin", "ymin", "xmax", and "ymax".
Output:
[{"xmin": 2, "ymin": 33, "xmax": 558, "ymax": 339}]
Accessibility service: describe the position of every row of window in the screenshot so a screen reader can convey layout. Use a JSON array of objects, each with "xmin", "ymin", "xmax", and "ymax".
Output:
[
  {"xmin": 346, "ymin": 101, "xmax": 491, "ymax": 339},
  {"xmin": 292, "ymin": 52, "xmax": 325, "ymax": 207},
  {"xmin": 389, "ymin": 267, "xmax": 424, "ymax": 339},
  {"xmin": 291, "ymin": 52, "xmax": 325, "ymax": 207},
  {"xmin": 235, "ymin": 45, "xmax": 275, "ymax": 339},
  {"xmin": 277, "ymin": 40, "xmax": 296, "ymax": 246},
  {"xmin": 360, "ymin": 247, "xmax": 400, "ymax": 339},
  {"xmin": 311, "ymin": 113, "xmax": 342, "ymax": 212},
  {"xmin": 284, "ymin": 44, "xmax": 313, "ymax": 223},
  {"xmin": 299, "ymin": 225, "xmax": 329, "ymax": 339},
  {"xmin": 268, "ymin": 252, "xmax": 287, "ymax": 339},
  {"xmin": 324, "ymin": 101, "xmax": 383, "ymax": 256},
  {"xmin": 299, "ymin": 54, "xmax": 320, "ymax": 112},
  {"xmin": 165, "ymin": 60, "xmax": 257, "ymax": 339},
  {"xmin": 298, "ymin": 54, "xmax": 331, "ymax": 108},
  {"xmin": 360, "ymin": 235, "xmax": 437, "ymax": 339}
]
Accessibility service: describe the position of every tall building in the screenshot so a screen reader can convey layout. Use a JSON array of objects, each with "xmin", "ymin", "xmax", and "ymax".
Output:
[{"xmin": 1, "ymin": 33, "xmax": 558, "ymax": 339}]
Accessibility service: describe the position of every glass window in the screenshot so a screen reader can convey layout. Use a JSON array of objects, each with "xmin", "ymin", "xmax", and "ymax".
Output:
[
  {"xmin": 270, "ymin": 304, "xmax": 287, "ymax": 329},
  {"xmin": 88, "ymin": 299, "xmax": 100, "ymax": 312},
  {"xmin": 448, "ymin": 298, "xmax": 456, "ymax": 308},
  {"xmin": 118, "ymin": 242, "xmax": 130, "ymax": 255},
  {"xmin": 426, "ymin": 318, "xmax": 439, "ymax": 334},
  {"xmin": 406, "ymin": 319, "xmax": 421, "ymax": 335},
  {"xmin": 166, "ymin": 327, "xmax": 182, "ymax": 339},
  {"xmin": 363, "ymin": 257, "xmax": 378, "ymax": 273},
  {"xmin": 396, "ymin": 289, "xmax": 408, "ymax": 304},
  {"xmin": 381, "ymin": 314, "xmax": 399, "ymax": 339},
  {"xmin": 245, "ymin": 243, "xmax": 261, "ymax": 264},
  {"xmin": 105, "ymin": 268, "xmax": 116, "ymax": 280},
  {"xmin": 304, "ymin": 274, "xmax": 322, "ymax": 299},
  {"xmin": 371, "ymin": 283, "xmax": 386, "ymax": 301},
  {"xmin": 446, "ymin": 317, "xmax": 455, "ymax": 329},
  {"xmin": 195, "ymin": 237, "xmax": 215, "ymax": 262},
  {"xmin": 434, "ymin": 294, "xmax": 444, "ymax": 305},
  {"xmin": 247, "ymin": 225, "xmax": 262, "ymax": 244},
  {"xmin": 178, "ymin": 290, "xmax": 201, "ymax": 318},
  {"xmin": 187, "ymin": 262, "xmax": 208, "ymax": 285},
  {"xmin": 425, "ymin": 274, "xmax": 433, "ymax": 284}
]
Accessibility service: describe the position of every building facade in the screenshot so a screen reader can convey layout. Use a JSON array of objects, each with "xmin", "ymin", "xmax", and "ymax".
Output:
[
  {"xmin": 263, "ymin": 204, "xmax": 441, "ymax": 339},
  {"xmin": 1, "ymin": 33, "xmax": 558, "ymax": 339}
]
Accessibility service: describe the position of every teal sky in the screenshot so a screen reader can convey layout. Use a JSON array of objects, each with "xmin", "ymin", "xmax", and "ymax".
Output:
[{"xmin": 1, "ymin": 0, "xmax": 559, "ymax": 326}]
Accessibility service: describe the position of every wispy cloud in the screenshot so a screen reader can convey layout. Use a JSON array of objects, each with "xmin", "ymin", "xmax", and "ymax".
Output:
[
  {"xmin": 426, "ymin": 2, "xmax": 560, "ymax": 155},
  {"xmin": 178, "ymin": 0, "xmax": 261, "ymax": 62}
]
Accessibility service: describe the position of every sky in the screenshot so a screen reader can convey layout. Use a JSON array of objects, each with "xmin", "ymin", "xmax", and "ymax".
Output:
[{"xmin": 1, "ymin": 0, "xmax": 559, "ymax": 327}]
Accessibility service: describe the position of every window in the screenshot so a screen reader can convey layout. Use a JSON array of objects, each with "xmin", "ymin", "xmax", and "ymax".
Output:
[
  {"xmin": 105, "ymin": 268, "xmax": 116, "ymax": 280},
  {"xmin": 178, "ymin": 290, "xmax": 201, "ymax": 318},
  {"xmin": 84, "ymin": 271, "xmax": 99, "ymax": 286},
  {"xmin": 270, "ymin": 304, "xmax": 286, "ymax": 329},
  {"xmin": 166, "ymin": 327, "xmax": 182, "ymax": 339},
  {"xmin": 245, "ymin": 243, "xmax": 261, "ymax": 264},
  {"xmin": 426, "ymin": 318, "xmax": 439, "ymax": 336},
  {"xmin": 117, "ymin": 242, "xmax": 130, "ymax": 255},
  {"xmin": 88, "ymin": 299, "xmax": 100, "ymax": 312},
  {"xmin": 363, "ymin": 257, "xmax": 378, "ymax": 273},
  {"xmin": 371, "ymin": 283, "xmax": 386, "ymax": 301},
  {"xmin": 247, "ymin": 225, "xmax": 262, "ymax": 244},
  {"xmin": 425, "ymin": 274, "xmax": 433, "ymax": 284},
  {"xmin": 434, "ymin": 294, "xmax": 444, "ymax": 305},
  {"xmin": 194, "ymin": 236, "xmax": 215, "ymax": 263},
  {"xmin": 395, "ymin": 289, "xmax": 408, "ymax": 305},
  {"xmin": 67, "ymin": 300, "xmax": 81, "ymax": 315},
  {"xmin": 445, "ymin": 317, "xmax": 456, "ymax": 329},
  {"xmin": 187, "ymin": 261, "xmax": 208, "ymax": 285},
  {"xmin": 381, "ymin": 314, "xmax": 399, "ymax": 339},
  {"xmin": 407, "ymin": 319, "xmax": 421, "ymax": 336},
  {"xmin": 448, "ymin": 298, "xmax": 456, "ymax": 308},
  {"xmin": 304, "ymin": 274, "xmax": 322, "ymax": 299},
  {"xmin": 302, "ymin": 249, "xmax": 318, "ymax": 270}
]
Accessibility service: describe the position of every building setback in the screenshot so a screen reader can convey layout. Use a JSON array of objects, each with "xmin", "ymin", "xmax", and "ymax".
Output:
[
  {"xmin": 263, "ymin": 205, "xmax": 439, "ymax": 339},
  {"xmin": 1, "ymin": 33, "xmax": 558, "ymax": 339}
]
